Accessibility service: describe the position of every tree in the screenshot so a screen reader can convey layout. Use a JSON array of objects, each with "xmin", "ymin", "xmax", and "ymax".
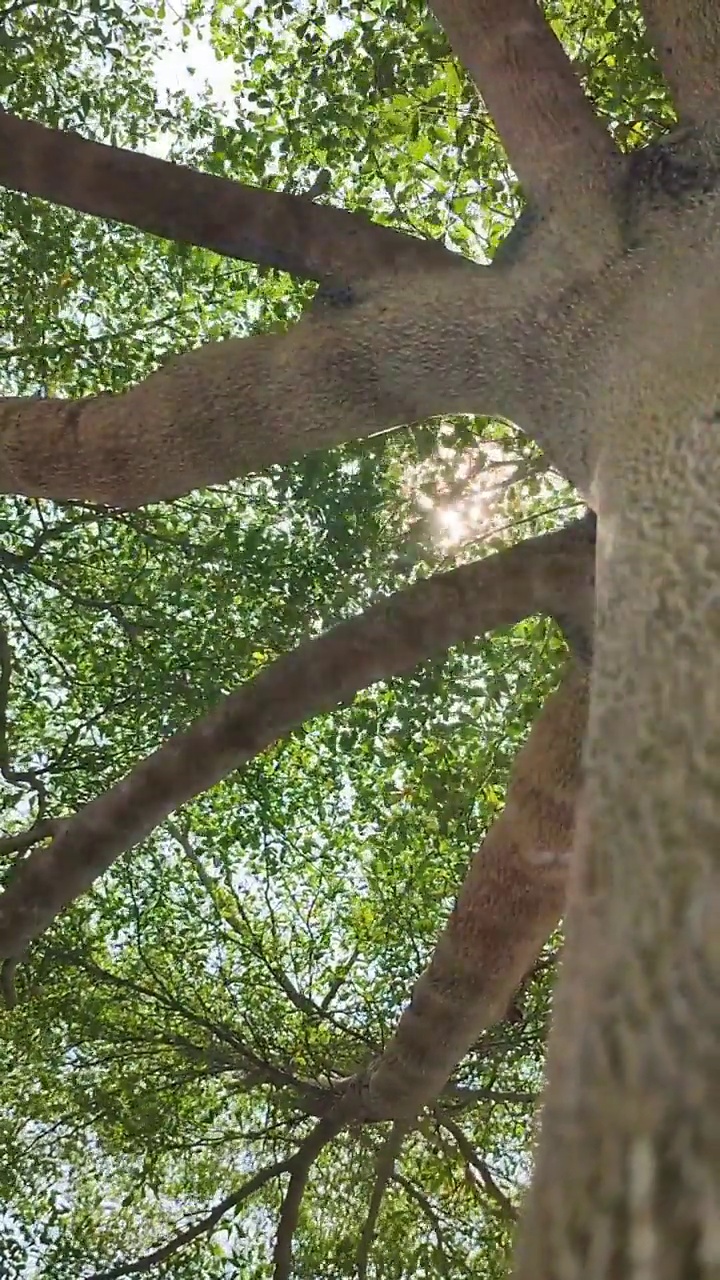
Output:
[{"xmin": 0, "ymin": 0, "xmax": 717, "ymax": 1276}]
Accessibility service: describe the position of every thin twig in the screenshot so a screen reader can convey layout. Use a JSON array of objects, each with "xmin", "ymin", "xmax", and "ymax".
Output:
[
  {"xmin": 436, "ymin": 1112, "xmax": 519, "ymax": 1223},
  {"xmin": 392, "ymin": 1173, "xmax": 450, "ymax": 1275},
  {"xmin": 0, "ymin": 818, "xmax": 58, "ymax": 858},
  {"xmin": 0, "ymin": 617, "xmax": 47, "ymax": 818}
]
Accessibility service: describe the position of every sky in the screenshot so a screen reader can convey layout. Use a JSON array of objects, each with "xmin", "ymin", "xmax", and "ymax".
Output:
[
  {"xmin": 152, "ymin": 2, "xmax": 348, "ymax": 130},
  {"xmin": 154, "ymin": 5, "xmax": 238, "ymax": 111}
]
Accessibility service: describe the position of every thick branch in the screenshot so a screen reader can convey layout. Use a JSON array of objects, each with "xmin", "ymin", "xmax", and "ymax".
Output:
[
  {"xmin": 0, "ymin": 519, "xmax": 593, "ymax": 965},
  {"xmin": 640, "ymin": 1, "xmax": 720, "ymax": 125},
  {"xmin": 0, "ymin": 262, "xmax": 493, "ymax": 508},
  {"xmin": 356, "ymin": 659, "xmax": 589, "ymax": 1120},
  {"xmin": 0, "ymin": 245, "xmax": 601, "ymax": 507},
  {"xmin": 0, "ymin": 110, "xmax": 459, "ymax": 288},
  {"xmin": 428, "ymin": 0, "xmax": 621, "ymax": 218}
]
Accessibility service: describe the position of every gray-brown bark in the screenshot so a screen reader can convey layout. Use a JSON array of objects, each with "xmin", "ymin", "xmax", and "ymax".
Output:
[
  {"xmin": 514, "ymin": 402, "xmax": 720, "ymax": 1280},
  {"xmin": 0, "ymin": 240, "xmax": 599, "ymax": 506},
  {"xmin": 0, "ymin": 110, "xmax": 460, "ymax": 288},
  {"xmin": 429, "ymin": 0, "xmax": 621, "ymax": 222},
  {"xmin": 0, "ymin": 519, "xmax": 592, "ymax": 965},
  {"xmin": 506, "ymin": 17, "xmax": 720, "ymax": 1280},
  {"xmin": 359, "ymin": 660, "xmax": 588, "ymax": 1121},
  {"xmin": 0, "ymin": 260, "xmax": 511, "ymax": 505},
  {"xmin": 640, "ymin": 1, "xmax": 720, "ymax": 125},
  {"xmin": 4, "ymin": 133, "xmax": 718, "ymax": 511}
]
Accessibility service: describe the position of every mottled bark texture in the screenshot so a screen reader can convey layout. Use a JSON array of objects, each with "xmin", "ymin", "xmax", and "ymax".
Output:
[
  {"xmin": 641, "ymin": 0, "xmax": 720, "ymax": 125},
  {"xmin": 0, "ymin": 0, "xmax": 719, "ymax": 1273},
  {"xmin": 427, "ymin": 0, "xmax": 622, "ymax": 238}
]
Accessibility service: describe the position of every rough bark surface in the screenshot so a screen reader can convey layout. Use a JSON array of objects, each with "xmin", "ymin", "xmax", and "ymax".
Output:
[
  {"xmin": 362, "ymin": 660, "xmax": 589, "ymax": 1121},
  {"xmin": 0, "ymin": 110, "xmax": 460, "ymax": 287},
  {"xmin": 510, "ymin": 8, "xmax": 720, "ymax": 1276},
  {"xmin": 513, "ymin": 434, "xmax": 720, "ymax": 1278},
  {"xmin": 640, "ymin": 0, "xmax": 720, "ymax": 125},
  {"xmin": 0, "ymin": 247, "xmax": 582, "ymax": 506},
  {"xmin": 430, "ymin": 0, "xmax": 621, "ymax": 219}
]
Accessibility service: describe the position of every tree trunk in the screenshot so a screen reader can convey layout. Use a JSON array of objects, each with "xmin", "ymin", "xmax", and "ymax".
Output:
[{"xmin": 512, "ymin": 245, "xmax": 720, "ymax": 1276}]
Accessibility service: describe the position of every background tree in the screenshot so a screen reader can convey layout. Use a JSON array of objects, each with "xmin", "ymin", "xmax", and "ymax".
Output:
[{"xmin": 0, "ymin": 0, "xmax": 717, "ymax": 1278}]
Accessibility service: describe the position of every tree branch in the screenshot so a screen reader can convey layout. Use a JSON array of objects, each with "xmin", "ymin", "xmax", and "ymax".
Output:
[
  {"xmin": 1, "ymin": 154, "xmax": 643, "ymax": 509},
  {"xmin": 0, "ymin": 110, "xmax": 460, "ymax": 289},
  {"xmin": 0, "ymin": 254, "xmax": 544, "ymax": 508},
  {"xmin": 0, "ymin": 819, "xmax": 58, "ymax": 859},
  {"xmin": 392, "ymin": 1174, "xmax": 450, "ymax": 1271},
  {"xmin": 0, "ymin": 618, "xmax": 48, "ymax": 818},
  {"xmin": 86, "ymin": 1158, "xmax": 291, "ymax": 1279},
  {"xmin": 273, "ymin": 1117, "xmax": 343, "ymax": 1280},
  {"xmin": 440, "ymin": 1083, "xmax": 537, "ymax": 1106},
  {"xmin": 428, "ymin": 0, "xmax": 621, "ymax": 221},
  {"xmin": 357, "ymin": 1124, "xmax": 409, "ymax": 1278},
  {"xmin": 437, "ymin": 1112, "xmax": 519, "ymax": 1222},
  {"xmin": 355, "ymin": 658, "xmax": 589, "ymax": 1120},
  {"xmin": 0, "ymin": 519, "xmax": 593, "ymax": 969},
  {"xmin": 639, "ymin": 1, "xmax": 720, "ymax": 125},
  {"xmin": 173, "ymin": 821, "xmax": 320, "ymax": 1018}
]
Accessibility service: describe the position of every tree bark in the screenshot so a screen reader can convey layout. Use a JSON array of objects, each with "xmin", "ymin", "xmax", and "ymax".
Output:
[
  {"xmin": 0, "ymin": 249, "xmax": 591, "ymax": 506},
  {"xmin": 360, "ymin": 660, "xmax": 589, "ymax": 1121},
  {"xmin": 640, "ymin": 1, "xmax": 720, "ymax": 126},
  {"xmin": 0, "ymin": 521, "xmax": 591, "ymax": 964},
  {"xmin": 429, "ymin": 0, "xmax": 620, "ymax": 221},
  {"xmin": 2, "ymin": 5, "xmax": 720, "ymax": 1268},
  {"xmin": 0, "ymin": 110, "xmax": 460, "ymax": 288},
  {"xmin": 6, "ymin": 131, "xmax": 717, "ymax": 512},
  {"xmin": 512, "ymin": 190, "xmax": 720, "ymax": 1280}
]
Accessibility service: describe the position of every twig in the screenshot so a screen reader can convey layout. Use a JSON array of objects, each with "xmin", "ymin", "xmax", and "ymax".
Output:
[
  {"xmin": 171, "ymin": 821, "xmax": 318, "ymax": 1018},
  {"xmin": 0, "ymin": 617, "xmax": 47, "ymax": 818},
  {"xmin": 392, "ymin": 1173, "xmax": 450, "ymax": 1275},
  {"xmin": 0, "ymin": 818, "xmax": 58, "ymax": 858},
  {"xmin": 51, "ymin": 948, "xmax": 317, "ymax": 1099},
  {"xmin": 436, "ymin": 1112, "xmax": 519, "ymax": 1223}
]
